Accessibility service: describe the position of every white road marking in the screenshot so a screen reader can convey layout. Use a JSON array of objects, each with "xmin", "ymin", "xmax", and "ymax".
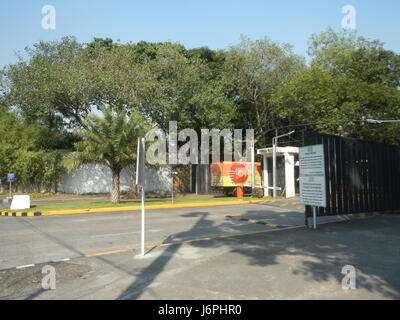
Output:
[
  {"xmin": 52, "ymin": 258, "xmax": 70, "ymax": 263},
  {"xmin": 91, "ymin": 229, "xmax": 162, "ymax": 238},
  {"xmin": 16, "ymin": 264, "xmax": 35, "ymax": 269}
]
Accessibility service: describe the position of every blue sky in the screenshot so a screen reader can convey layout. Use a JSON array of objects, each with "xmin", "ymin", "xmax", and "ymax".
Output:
[{"xmin": 0, "ymin": 0, "xmax": 399, "ymax": 68}]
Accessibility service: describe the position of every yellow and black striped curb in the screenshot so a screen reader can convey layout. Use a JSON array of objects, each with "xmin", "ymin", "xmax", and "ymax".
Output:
[
  {"xmin": 1, "ymin": 211, "xmax": 42, "ymax": 217},
  {"xmin": 0, "ymin": 199, "xmax": 279, "ymax": 217}
]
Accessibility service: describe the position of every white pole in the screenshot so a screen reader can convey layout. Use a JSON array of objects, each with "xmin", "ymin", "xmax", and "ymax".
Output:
[
  {"xmin": 262, "ymin": 155, "xmax": 268, "ymax": 197},
  {"xmin": 251, "ymin": 140, "xmax": 255, "ymax": 191},
  {"xmin": 272, "ymin": 137, "xmax": 277, "ymax": 198},
  {"xmin": 141, "ymin": 185, "xmax": 145, "ymax": 256},
  {"xmin": 313, "ymin": 206, "xmax": 317, "ymax": 230}
]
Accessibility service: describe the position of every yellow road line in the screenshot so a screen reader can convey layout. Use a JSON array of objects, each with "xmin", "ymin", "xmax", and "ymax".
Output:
[
  {"xmin": 227, "ymin": 215, "xmax": 282, "ymax": 228},
  {"xmin": 84, "ymin": 223, "xmax": 312, "ymax": 258},
  {"xmin": 1, "ymin": 213, "xmax": 378, "ymax": 264},
  {"xmin": 85, "ymin": 215, "xmax": 380, "ymax": 259},
  {"xmin": 0, "ymin": 231, "xmax": 40, "ymax": 238}
]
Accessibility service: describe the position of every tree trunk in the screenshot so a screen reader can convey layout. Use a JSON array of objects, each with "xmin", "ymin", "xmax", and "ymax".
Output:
[{"xmin": 111, "ymin": 170, "xmax": 121, "ymax": 204}]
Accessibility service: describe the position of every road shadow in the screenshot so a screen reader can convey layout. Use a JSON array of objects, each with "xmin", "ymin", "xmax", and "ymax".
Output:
[
  {"xmin": 115, "ymin": 208, "xmax": 400, "ymax": 299},
  {"xmin": 117, "ymin": 211, "xmax": 210, "ymax": 299}
]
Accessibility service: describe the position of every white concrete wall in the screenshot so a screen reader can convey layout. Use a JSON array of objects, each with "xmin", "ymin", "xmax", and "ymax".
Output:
[{"xmin": 57, "ymin": 164, "xmax": 172, "ymax": 194}]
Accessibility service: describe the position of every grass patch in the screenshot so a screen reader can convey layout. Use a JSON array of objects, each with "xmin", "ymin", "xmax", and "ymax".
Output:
[
  {"xmin": 0, "ymin": 193, "xmax": 59, "ymax": 200},
  {"xmin": 1, "ymin": 196, "xmax": 265, "ymax": 212}
]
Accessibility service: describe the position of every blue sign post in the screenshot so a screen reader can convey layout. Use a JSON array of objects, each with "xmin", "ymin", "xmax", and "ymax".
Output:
[{"xmin": 7, "ymin": 174, "xmax": 14, "ymax": 197}]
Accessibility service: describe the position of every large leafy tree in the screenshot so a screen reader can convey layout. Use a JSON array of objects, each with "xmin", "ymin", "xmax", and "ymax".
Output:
[
  {"xmin": 137, "ymin": 42, "xmax": 236, "ymax": 133},
  {"xmin": 82, "ymin": 39, "xmax": 148, "ymax": 114},
  {"xmin": 272, "ymin": 28, "xmax": 400, "ymax": 144},
  {"xmin": 308, "ymin": 27, "xmax": 400, "ymax": 88},
  {"xmin": 63, "ymin": 108, "xmax": 149, "ymax": 203},
  {"xmin": 222, "ymin": 36, "xmax": 305, "ymax": 145},
  {"xmin": 2, "ymin": 37, "xmax": 92, "ymax": 130}
]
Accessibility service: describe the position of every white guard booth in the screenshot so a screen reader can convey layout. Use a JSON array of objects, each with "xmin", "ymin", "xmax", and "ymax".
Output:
[{"xmin": 257, "ymin": 146, "xmax": 299, "ymax": 198}]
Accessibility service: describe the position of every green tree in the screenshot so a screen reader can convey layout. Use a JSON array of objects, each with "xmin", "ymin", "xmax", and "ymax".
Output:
[
  {"xmin": 63, "ymin": 108, "xmax": 149, "ymax": 203},
  {"xmin": 308, "ymin": 27, "xmax": 400, "ymax": 88},
  {"xmin": 81, "ymin": 41, "xmax": 148, "ymax": 115},
  {"xmin": 222, "ymin": 35, "xmax": 305, "ymax": 145},
  {"xmin": 272, "ymin": 28, "xmax": 400, "ymax": 144},
  {"xmin": 137, "ymin": 42, "xmax": 236, "ymax": 133},
  {"xmin": 0, "ymin": 107, "xmax": 66, "ymax": 192},
  {"xmin": 2, "ymin": 37, "xmax": 92, "ymax": 130}
]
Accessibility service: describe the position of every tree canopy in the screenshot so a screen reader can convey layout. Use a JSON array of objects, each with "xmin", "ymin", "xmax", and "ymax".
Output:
[
  {"xmin": 272, "ymin": 27, "xmax": 400, "ymax": 144},
  {"xmin": 1, "ymin": 27, "xmax": 399, "ymax": 196}
]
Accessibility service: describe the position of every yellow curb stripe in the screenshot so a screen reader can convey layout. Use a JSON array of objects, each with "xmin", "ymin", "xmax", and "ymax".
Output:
[
  {"xmin": 2, "ymin": 199, "xmax": 285, "ymax": 217},
  {"xmin": 39, "ymin": 199, "xmax": 269, "ymax": 216}
]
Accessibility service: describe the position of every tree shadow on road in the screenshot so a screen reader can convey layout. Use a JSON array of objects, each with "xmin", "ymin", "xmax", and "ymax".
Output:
[
  {"xmin": 117, "ymin": 211, "xmax": 211, "ymax": 299},
  {"xmin": 115, "ymin": 208, "xmax": 400, "ymax": 299}
]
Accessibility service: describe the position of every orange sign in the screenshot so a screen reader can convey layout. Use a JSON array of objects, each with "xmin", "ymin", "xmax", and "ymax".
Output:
[{"xmin": 211, "ymin": 162, "xmax": 262, "ymax": 187}]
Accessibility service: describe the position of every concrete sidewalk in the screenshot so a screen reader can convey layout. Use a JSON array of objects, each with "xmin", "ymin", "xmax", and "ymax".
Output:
[{"xmin": 1, "ymin": 213, "xmax": 399, "ymax": 300}]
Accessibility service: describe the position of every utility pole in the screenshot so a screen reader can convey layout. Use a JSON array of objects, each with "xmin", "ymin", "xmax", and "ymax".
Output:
[{"xmin": 272, "ymin": 130, "xmax": 295, "ymax": 198}]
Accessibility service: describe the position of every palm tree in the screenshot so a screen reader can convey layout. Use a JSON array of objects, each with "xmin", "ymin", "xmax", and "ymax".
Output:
[{"xmin": 63, "ymin": 108, "xmax": 148, "ymax": 203}]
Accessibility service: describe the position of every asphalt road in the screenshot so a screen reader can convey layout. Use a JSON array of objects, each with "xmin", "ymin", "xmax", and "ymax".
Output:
[
  {"xmin": 1, "ymin": 203, "xmax": 399, "ymax": 300},
  {"xmin": 0, "ymin": 202, "xmax": 309, "ymax": 270}
]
